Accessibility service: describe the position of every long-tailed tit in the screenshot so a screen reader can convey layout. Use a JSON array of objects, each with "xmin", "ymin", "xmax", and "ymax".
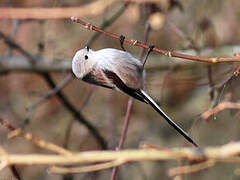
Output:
[{"xmin": 72, "ymin": 46, "xmax": 198, "ymax": 147}]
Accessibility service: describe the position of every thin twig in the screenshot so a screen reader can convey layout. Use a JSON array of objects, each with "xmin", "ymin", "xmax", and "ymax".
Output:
[
  {"xmin": 0, "ymin": 117, "xmax": 72, "ymax": 156},
  {"xmin": 63, "ymin": 89, "xmax": 94, "ymax": 149},
  {"xmin": 71, "ymin": 17, "xmax": 240, "ymax": 63},
  {"xmin": 24, "ymin": 74, "xmax": 73, "ymax": 126},
  {"xmin": 5, "ymin": 19, "xmax": 20, "ymax": 56},
  {"xmin": 201, "ymin": 101, "xmax": 240, "ymax": 120},
  {"xmin": 3, "ymin": 19, "xmax": 22, "ymax": 180},
  {"xmin": 117, "ymin": 99, "xmax": 133, "ymax": 150},
  {"xmin": 110, "ymin": 98, "xmax": 133, "ymax": 180},
  {"xmin": 41, "ymin": 73, "xmax": 107, "ymax": 149},
  {"xmin": 111, "ymin": 18, "xmax": 151, "ymax": 180},
  {"xmin": 1, "ymin": 142, "xmax": 240, "ymax": 173},
  {"xmin": 49, "ymin": 159, "xmax": 126, "ymax": 174},
  {"xmin": 28, "ymin": 74, "xmax": 73, "ymax": 108},
  {"xmin": 139, "ymin": 21, "xmax": 151, "ymax": 59},
  {"xmin": 168, "ymin": 160, "xmax": 216, "ymax": 177},
  {"xmin": 0, "ymin": 0, "xmax": 116, "ymax": 19},
  {"xmin": 166, "ymin": 19, "xmax": 200, "ymax": 51},
  {"xmin": 87, "ymin": 3, "xmax": 129, "ymax": 46},
  {"xmin": 0, "ymin": 31, "xmax": 36, "ymax": 65}
]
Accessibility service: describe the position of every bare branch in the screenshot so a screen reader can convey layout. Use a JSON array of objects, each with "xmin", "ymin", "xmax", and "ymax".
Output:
[
  {"xmin": 0, "ymin": 56, "xmax": 71, "ymax": 73},
  {"xmin": 40, "ymin": 73, "xmax": 107, "ymax": 149},
  {"xmin": 168, "ymin": 160, "xmax": 216, "ymax": 177},
  {"xmin": 201, "ymin": 101, "xmax": 240, "ymax": 120},
  {"xmin": 71, "ymin": 17, "xmax": 240, "ymax": 63},
  {"xmin": 110, "ymin": 98, "xmax": 133, "ymax": 179},
  {"xmin": 0, "ymin": 31, "xmax": 36, "ymax": 64},
  {"xmin": 23, "ymin": 74, "xmax": 74, "ymax": 127},
  {"xmin": 50, "ymin": 159, "xmax": 126, "ymax": 174},
  {"xmin": 26, "ymin": 74, "xmax": 72, "ymax": 111},
  {"xmin": 0, "ymin": 0, "xmax": 116, "ymax": 19},
  {"xmin": 0, "ymin": 117, "xmax": 72, "ymax": 156},
  {"xmin": 87, "ymin": 3, "xmax": 129, "ymax": 46},
  {"xmin": 0, "ymin": 142, "xmax": 240, "ymax": 175},
  {"xmin": 111, "ymin": 17, "xmax": 152, "ymax": 180}
]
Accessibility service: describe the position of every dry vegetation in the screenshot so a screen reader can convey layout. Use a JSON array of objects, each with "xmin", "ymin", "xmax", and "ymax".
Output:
[{"xmin": 0, "ymin": 0, "xmax": 240, "ymax": 180}]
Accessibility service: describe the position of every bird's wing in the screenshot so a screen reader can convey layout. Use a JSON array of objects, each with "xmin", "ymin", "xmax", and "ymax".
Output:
[
  {"xmin": 103, "ymin": 69, "xmax": 147, "ymax": 103},
  {"xmin": 82, "ymin": 67, "xmax": 113, "ymax": 89}
]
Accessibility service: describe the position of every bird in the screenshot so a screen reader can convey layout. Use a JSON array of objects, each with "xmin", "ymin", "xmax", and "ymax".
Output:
[{"xmin": 72, "ymin": 46, "xmax": 198, "ymax": 147}]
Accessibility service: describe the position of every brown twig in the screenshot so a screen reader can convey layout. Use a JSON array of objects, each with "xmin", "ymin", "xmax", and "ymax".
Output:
[
  {"xmin": 166, "ymin": 19, "xmax": 200, "ymax": 51},
  {"xmin": 71, "ymin": 17, "xmax": 240, "ymax": 63},
  {"xmin": 110, "ymin": 98, "xmax": 133, "ymax": 180},
  {"xmin": 139, "ymin": 21, "xmax": 151, "ymax": 58},
  {"xmin": 0, "ymin": 31, "xmax": 36, "ymax": 65},
  {"xmin": 24, "ymin": 74, "xmax": 73, "ymax": 126},
  {"xmin": 0, "ymin": 142, "xmax": 240, "ymax": 175},
  {"xmin": 87, "ymin": 3, "xmax": 129, "ymax": 46},
  {"xmin": 168, "ymin": 160, "xmax": 216, "ymax": 177},
  {"xmin": 5, "ymin": 19, "xmax": 20, "ymax": 57},
  {"xmin": 0, "ymin": 0, "xmax": 116, "ymax": 19},
  {"xmin": 4, "ymin": 19, "xmax": 22, "ymax": 180},
  {"xmin": 0, "ymin": 117, "xmax": 72, "ymax": 156},
  {"xmin": 201, "ymin": 101, "xmax": 240, "ymax": 120},
  {"xmin": 50, "ymin": 159, "xmax": 126, "ymax": 174},
  {"xmin": 63, "ymin": 88, "xmax": 94, "ymax": 149},
  {"xmin": 110, "ymin": 18, "xmax": 152, "ymax": 180},
  {"xmin": 41, "ymin": 73, "xmax": 107, "ymax": 149}
]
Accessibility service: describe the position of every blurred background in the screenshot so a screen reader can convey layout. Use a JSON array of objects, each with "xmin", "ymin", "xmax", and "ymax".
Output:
[{"xmin": 0, "ymin": 0, "xmax": 240, "ymax": 179}]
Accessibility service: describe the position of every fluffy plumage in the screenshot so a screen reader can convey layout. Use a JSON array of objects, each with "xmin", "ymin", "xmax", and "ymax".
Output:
[{"xmin": 72, "ymin": 47, "xmax": 198, "ymax": 147}]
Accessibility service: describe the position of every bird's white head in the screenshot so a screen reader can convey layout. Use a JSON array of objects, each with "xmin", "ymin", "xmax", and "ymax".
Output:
[{"xmin": 72, "ymin": 46, "xmax": 96, "ymax": 79}]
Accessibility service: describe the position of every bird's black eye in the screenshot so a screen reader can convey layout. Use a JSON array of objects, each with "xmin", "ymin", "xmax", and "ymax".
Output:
[{"xmin": 85, "ymin": 55, "xmax": 88, "ymax": 60}]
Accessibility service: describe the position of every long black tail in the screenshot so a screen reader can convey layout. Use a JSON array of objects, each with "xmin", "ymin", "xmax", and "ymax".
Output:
[{"xmin": 139, "ymin": 90, "xmax": 198, "ymax": 147}]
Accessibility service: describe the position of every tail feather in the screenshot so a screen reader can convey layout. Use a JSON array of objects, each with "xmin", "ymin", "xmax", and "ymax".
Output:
[{"xmin": 139, "ymin": 90, "xmax": 198, "ymax": 147}]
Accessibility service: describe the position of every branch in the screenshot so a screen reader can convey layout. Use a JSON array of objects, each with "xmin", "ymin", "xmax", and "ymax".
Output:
[
  {"xmin": 0, "ymin": 31, "xmax": 35, "ymax": 64},
  {"xmin": 71, "ymin": 17, "xmax": 240, "ymax": 63},
  {"xmin": 0, "ymin": 0, "xmax": 116, "ymax": 19},
  {"xmin": 87, "ymin": 3, "xmax": 128, "ymax": 46},
  {"xmin": 50, "ymin": 159, "xmax": 126, "ymax": 174},
  {"xmin": 0, "ymin": 142, "xmax": 240, "ymax": 175},
  {"xmin": 23, "ymin": 74, "xmax": 74, "ymax": 127},
  {"xmin": 40, "ymin": 73, "xmax": 107, "ymax": 149},
  {"xmin": 0, "ymin": 56, "xmax": 71, "ymax": 73},
  {"xmin": 0, "ymin": 117, "xmax": 72, "ymax": 156},
  {"xmin": 168, "ymin": 160, "xmax": 216, "ymax": 177},
  {"xmin": 28, "ymin": 74, "xmax": 73, "ymax": 112},
  {"xmin": 110, "ymin": 98, "xmax": 133, "ymax": 179},
  {"xmin": 111, "ymin": 17, "xmax": 151, "ymax": 180},
  {"xmin": 201, "ymin": 101, "xmax": 240, "ymax": 120}
]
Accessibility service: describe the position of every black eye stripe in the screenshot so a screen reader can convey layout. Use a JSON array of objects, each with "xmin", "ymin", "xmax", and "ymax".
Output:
[{"xmin": 85, "ymin": 55, "xmax": 88, "ymax": 60}]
